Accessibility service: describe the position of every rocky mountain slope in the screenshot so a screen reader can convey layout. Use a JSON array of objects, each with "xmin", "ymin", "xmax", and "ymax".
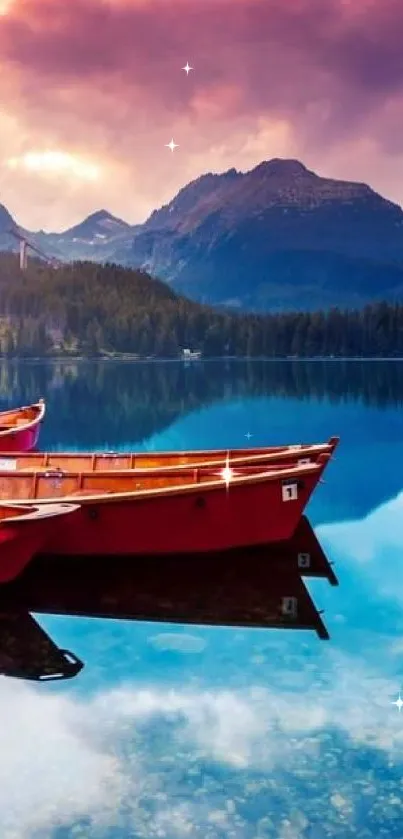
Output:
[
  {"xmin": 4, "ymin": 158, "xmax": 403, "ymax": 310},
  {"xmin": 111, "ymin": 159, "xmax": 403, "ymax": 309}
]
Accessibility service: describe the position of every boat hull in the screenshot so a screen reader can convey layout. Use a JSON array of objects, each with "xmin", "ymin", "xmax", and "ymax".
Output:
[
  {"xmin": 33, "ymin": 465, "xmax": 324, "ymax": 556},
  {"xmin": 0, "ymin": 424, "xmax": 40, "ymax": 454},
  {"xmin": 0, "ymin": 504, "xmax": 80, "ymax": 583}
]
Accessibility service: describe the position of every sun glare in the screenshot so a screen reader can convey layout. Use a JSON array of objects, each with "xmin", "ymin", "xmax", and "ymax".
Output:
[
  {"xmin": 6, "ymin": 151, "xmax": 100, "ymax": 181},
  {"xmin": 0, "ymin": 0, "xmax": 15, "ymax": 14}
]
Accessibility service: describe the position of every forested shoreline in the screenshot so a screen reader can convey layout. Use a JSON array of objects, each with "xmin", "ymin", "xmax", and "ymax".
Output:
[{"xmin": 0, "ymin": 254, "xmax": 402, "ymax": 358}]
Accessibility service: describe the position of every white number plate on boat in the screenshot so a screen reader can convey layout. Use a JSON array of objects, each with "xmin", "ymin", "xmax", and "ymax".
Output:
[{"xmin": 282, "ymin": 482, "xmax": 298, "ymax": 501}]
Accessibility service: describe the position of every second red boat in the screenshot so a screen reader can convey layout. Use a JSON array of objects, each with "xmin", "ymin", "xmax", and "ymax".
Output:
[{"xmin": 1, "ymin": 455, "xmax": 330, "ymax": 557}]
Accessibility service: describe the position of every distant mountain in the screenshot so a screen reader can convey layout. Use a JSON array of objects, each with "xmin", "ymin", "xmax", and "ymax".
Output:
[
  {"xmin": 109, "ymin": 158, "xmax": 403, "ymax": 310},
  {"xmin": 32, "ymin": 209, "xmax": 137, "ymax": 262},
  {"xmin": 5, "ymin": 158, "xmax": 403, "ymax": 310},
  {"xmin": 0, "ymin": 204, "xmax": 136, "ymax": 263},
  {"xmin": 60, "ymin": 208, "xmax": 130, "ymax": 240}
]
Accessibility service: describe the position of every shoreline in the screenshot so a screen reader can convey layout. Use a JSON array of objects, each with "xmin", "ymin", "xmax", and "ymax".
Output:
[{"xmin": 2, "ymin": 355, "xmax": 403, "ymax": 364}]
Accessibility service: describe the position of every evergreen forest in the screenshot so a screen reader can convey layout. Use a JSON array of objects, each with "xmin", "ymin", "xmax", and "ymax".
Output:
[{"xmin": 0, "ymin": 254, "xmax": 401, "ymax": 358}]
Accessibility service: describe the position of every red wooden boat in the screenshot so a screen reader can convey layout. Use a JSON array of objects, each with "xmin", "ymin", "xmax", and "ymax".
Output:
[
  {"xmin": 0, "ymin": 610, "xmax": 83, "ymax": 681},
  {"xmin": 0, "ymin": 502, "xmax": 79, "ymax": 583},
  {"xmin": 0, "ymin": 399, "xmax": 45, "ymax": 453},
  {"xmin": 0, "ymin": 456, "xmax": 330, "ymax": 556},
  {"xmin": 0, "ymin": 436, "xmax": 339, "ymax": 472}
]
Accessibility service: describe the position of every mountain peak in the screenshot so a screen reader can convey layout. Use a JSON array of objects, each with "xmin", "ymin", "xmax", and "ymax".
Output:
[
  {"xmin": 61, "ymin": 209, "xmax": 131, "ymax": 241},
  {"xmin": 250, "ymin": 158, "xmax": 312, "ymax": 178},
  {"xmin": 81, "ymin": 209, "xmax": 130, "ymax": 227},
  {"xmin": 85, "ymin": 210, "xmax": 130, "ymax": 227},
  {"xmin": 86, "ymin": 209, "xmax": 118, "ymax": 222}
]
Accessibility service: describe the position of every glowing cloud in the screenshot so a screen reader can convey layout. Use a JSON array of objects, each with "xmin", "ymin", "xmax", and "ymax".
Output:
[
  {"xmin": 0, "ymin": 0, "xmax": 13, "ymax": 14},
  {"xmin": 6, "ymin": 151, "xmax": 100, "ymax": 181}
]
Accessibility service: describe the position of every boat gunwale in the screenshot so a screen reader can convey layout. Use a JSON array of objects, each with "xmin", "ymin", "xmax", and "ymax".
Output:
[
  {"xmin": 85, "ymin": 436, "xmax": 339, "ymax": 460},
  {"xmin": 4, "ymin": 456, "xmax": 329, "ymax": 506},
  {"xmin": 0, "ymin": 438, "xmax": 339, "ymax": 471},
  {"xmin": 94, "ymin": 435, "xmax": 340, "ymax": 459}
]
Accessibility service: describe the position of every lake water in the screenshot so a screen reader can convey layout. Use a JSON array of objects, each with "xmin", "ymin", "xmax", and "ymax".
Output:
[{"xmin": 2, "ymin": 358, "xmax": 403, "ymax": 838}]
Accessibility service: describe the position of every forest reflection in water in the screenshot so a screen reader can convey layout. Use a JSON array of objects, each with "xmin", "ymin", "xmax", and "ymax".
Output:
[{"xmin": 0, "ymin": 358, "xmax": 401, "ymax": 448}]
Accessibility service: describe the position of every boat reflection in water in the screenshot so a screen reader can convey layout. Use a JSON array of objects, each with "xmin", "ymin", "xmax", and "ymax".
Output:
[
  {"xmin": 0, "ymin": 610, "xmax": 83, "ymax": 681},
  {"xmin": 0, "ymin": 516, "xmax": 338, "ymax": 681}
]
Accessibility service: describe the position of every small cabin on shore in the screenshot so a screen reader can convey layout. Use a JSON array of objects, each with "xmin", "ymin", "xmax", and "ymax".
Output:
[{"xmin": 181, "ymin": 348, "xmax": 202, "ymax": 360}]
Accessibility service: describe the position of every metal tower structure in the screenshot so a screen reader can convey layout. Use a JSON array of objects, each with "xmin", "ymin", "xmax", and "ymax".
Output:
[{"xmin": 8, "ymin": 228, "xmax": 61, "ymax": 271}]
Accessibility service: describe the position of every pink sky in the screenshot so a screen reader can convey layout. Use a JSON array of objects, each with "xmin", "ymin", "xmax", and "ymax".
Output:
[{"xmin": 0, "ymin": 0, "xmax": 402, "ymax": 231}]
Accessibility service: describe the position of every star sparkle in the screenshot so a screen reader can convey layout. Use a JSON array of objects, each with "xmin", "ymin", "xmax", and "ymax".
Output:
[
  {"xmin": 182, "ymin": 62, "xmax": 193, "ymax": 75},
  {"xmin": 245, "ymin": 432, "xmax": 253, "ymax": 440},
  {"xmin": 221, "ymin": 465, "xmax": 234, "ymax": 487},
  {"xmin": 220, "ymin": 452, "xmax": 234, "ymax": 490},
  {"xmin": 392, "ymin": 692, "xmax": 403, "ymax": 712},
  {"xmin": 165, "ymin": 139, "xmax": 179, "ymax": 152}
]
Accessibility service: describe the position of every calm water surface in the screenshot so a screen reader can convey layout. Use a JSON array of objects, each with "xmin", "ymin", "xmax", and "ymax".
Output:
[{"xmin": 2, "ymin": 359, "xmax": 403, "ymax": 838}]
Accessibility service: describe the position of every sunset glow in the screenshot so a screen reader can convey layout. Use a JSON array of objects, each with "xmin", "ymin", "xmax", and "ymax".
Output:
[
  {"xmin": 0, "ymin": 0, "xmax": 13, "ymax": 15},
  {"xmin": 6, "ymin": 151, "xmax": 100, "ymax": 181},
  {"xmin": 0, "ymin": 0, "xmax": 401, "ymax": 231}
]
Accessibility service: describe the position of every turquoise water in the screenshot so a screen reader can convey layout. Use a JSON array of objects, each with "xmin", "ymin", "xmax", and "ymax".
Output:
[{"xmin": 2, "ymin": 359, "xmax": 403, "ymax": 838}]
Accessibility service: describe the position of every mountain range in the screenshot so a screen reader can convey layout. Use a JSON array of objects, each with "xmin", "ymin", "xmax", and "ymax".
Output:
[{"xmin": 4, "ymin": 158, "xmax": 403, "ymax": 310}]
